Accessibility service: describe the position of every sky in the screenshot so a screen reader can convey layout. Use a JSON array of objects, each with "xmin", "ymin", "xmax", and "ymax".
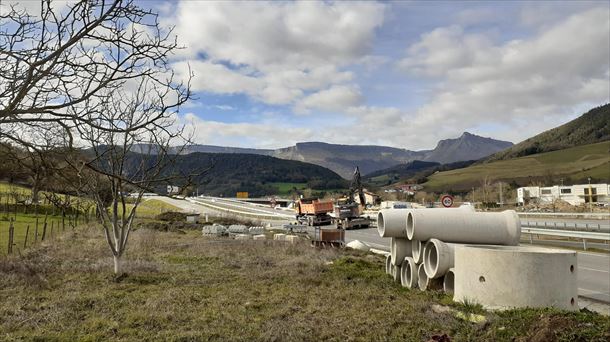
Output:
[{"xmin": 17, "ymin": 0, "xmax": 609, "ymax": 151}]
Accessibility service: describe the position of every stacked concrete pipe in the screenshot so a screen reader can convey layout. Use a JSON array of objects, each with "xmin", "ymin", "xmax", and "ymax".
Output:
[
  {"xmin": 443, "ymin": 268, "xmax": 455, "ymax": 294},
  {"xmin": 391, "ymin": 237, "xmax": 412, "ymax": 266},
  {"xmin": 377, "ymin": 209, "xmax": 411, "ymax": 238},
  {"xmin": 423, "ymin": 239, "xmax": 456, "ymax": 279},
  {"xmin": 411, "ymin": 239, "xmax": 424, "ymax": 264},
  {"xmin": 417, "ymin": 263, "xmax": 443, "ymax": 291},
  {"xmin": 406, "ymin": 209, "xmax": 521, "ymax": 245},
  {"xmin": 400, "ymin": 257, "xmax": 418, "ymax": 289}
]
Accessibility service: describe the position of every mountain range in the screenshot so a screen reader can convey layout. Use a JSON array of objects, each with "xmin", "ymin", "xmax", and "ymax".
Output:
[{"xmin": 175, "ymin": 132, "xmax": 513, "ymax": 178}]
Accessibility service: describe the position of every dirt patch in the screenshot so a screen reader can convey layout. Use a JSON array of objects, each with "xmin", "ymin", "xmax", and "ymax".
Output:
[{"xmin": 517, "ymin": 315, "xmax": 576, "ymax": 342}]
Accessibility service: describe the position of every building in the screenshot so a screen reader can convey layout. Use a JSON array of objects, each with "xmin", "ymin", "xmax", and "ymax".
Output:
[
  {"xmin": 354, "ymin": 190, "xmax": 380, "ymax": 206},
  {"xmin": 517, "ymin": 184, "xmax": 609, "ymax": 206}
]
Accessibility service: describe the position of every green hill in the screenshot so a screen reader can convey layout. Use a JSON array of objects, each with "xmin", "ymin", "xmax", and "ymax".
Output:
[
  {"xmin": 166, "ymin": 153, "xmax": 347, "ymax": 197},
  {"xmin": 423, "ymin": 141, "xmax": 610, "ymax": 192},
  {"xmin": 486, "ymin": 104, "xmax": 609, "ymax": 162}
]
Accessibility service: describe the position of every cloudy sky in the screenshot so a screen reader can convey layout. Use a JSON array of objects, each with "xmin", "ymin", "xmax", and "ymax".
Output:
[{"xmin": 157, "ymin": 1, "xmax": 609, "ymax": 150}]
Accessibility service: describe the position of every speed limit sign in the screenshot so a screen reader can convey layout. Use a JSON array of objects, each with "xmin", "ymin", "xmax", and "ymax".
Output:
[{"xmin": 441, "ymin": 195, "xmax": 454, "ymax": 208}]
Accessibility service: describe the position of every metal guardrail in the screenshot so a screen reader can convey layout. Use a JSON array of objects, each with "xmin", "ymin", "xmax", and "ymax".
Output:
[
  {"xmin": 518, "ymin": 212, "xmax": 610, "ymax": 219},
  {"xmin": 521, "ymin": 226, "xmax": 610, "ymax": 250},
  {"xmin": 523, "ymin": 221, "xmax": 610, "ymax": 232}
]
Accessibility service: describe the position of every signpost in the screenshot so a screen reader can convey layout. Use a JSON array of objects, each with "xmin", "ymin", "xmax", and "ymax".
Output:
[{"xmin": 441, "ymin": 195, "xmax": 454, "ymax": 208}]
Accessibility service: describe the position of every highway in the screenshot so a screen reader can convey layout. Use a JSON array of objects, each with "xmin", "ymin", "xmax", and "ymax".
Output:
[{"xmin": 153, "ymin": 196, "xmax": 610, "ymax": 311}]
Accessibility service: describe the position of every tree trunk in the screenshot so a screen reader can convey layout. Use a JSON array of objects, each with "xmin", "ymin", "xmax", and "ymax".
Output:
[{"xmin": 113, "ymin": 255, "xmax": 122, "ymax": 275}]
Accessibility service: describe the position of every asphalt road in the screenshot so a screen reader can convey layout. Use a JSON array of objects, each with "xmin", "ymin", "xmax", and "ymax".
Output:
[{"xmin": 155, "ymin": 197, "xmax": 610, "ymax": 307}]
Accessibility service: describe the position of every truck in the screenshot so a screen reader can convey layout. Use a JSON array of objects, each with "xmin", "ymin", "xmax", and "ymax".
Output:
[{"xmin": 295, "ymin": 198, "xmax": 334, "ymax": 226}]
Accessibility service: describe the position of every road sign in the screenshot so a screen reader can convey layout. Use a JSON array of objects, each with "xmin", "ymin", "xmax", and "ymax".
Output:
[{"xmin": 441, "ymin": 195, "xmax": 454, "ymax": 208}]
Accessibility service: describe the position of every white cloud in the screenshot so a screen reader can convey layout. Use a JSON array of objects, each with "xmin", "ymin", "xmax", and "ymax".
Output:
[
  {"xmin": 179, "ymin": 113, "xmax": 314, "ymax": 149},
  {"xmin": 296, "ymin": 85, "xmax": 363, "ymax": 113},
  {"xmin": 397, "ymin": 7, "xmax": 610, "ymax": 145},
  {"xmin": 168, "ymin": 1, "xmax": 385, "ymax": 106}
]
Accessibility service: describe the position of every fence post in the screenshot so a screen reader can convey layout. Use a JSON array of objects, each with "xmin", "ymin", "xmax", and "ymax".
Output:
[
  {"xmin": 8, "ymin": 218, "xmax": 14, "ymax": 254},
  {"xmin": 24, "ymin": 225, "xmax": 30, "ymax": 249},
  {"xmin": 50, "ymin": 221, "xmax": 54, "ymax": 239},
  {"xmin": 42, "ymin": 221, "xmax": 47, "ymax": 241}
]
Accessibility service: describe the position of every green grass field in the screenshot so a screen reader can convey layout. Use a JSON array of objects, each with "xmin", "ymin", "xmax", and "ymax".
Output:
[
  {"xmin": 0, "ymin": 212, "xmax": 76, "ymax": 255},
  {"xmin": 423, "ymin": 141, "xmax": 610, "ymax": 191},
  {"xmin": 269, "ymin": 182, "xmax": 308, "ymax": 195}
]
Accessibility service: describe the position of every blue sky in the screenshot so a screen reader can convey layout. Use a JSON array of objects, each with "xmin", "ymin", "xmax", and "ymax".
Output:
[{"xmin": 155, "ymin": 1, "xmax": 609, "ymax": 150}]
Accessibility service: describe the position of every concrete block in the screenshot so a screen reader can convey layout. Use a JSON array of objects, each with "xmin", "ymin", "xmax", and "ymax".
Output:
[
  {"xmin": 273, "ymin": 233, "xmax": 286, "ymax": 241},
  {"xmin": 453, "ymin": 245, "xmax": 578, "ymax": 311},
  {"xmin": 285, "ymin": 235, "xmax": 299, "ymax": 244},
  {"xmin": 253, "ymin": 234, "xmax": 266, "ymax": 240},
  {"xmin": 235, "ymin": 234, "xmax": 251, "ymax": 240}
]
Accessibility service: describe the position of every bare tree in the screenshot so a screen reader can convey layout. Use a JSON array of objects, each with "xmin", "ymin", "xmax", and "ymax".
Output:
[
  {"xmin": 0, "ymin": 0, "xmax": 190, "ymax": 149},
  {"xmin": 67, "ymin": 76, "xmax": 193, "ymax": 275}
]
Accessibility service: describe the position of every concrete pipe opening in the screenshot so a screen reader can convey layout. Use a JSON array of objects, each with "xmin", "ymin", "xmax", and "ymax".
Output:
[
  {"xmin": 377, "ymin": 209, "xmax": 410, "ymax": 238},
  {"xmin": 423, "ymin": 239, "xmax": 455, "ymax": 279},
  {"xmin": 406, "ymin": 212, "xmax": 415, "ymax": 240},
  {"xmin": 412, "ymin": 239, "xmax": 424, "ymax": 264},
  {"xmin": 392, "ymin": 264, "xmax": 402, "ymax": 283},
  {"xmin": 444, "ymin": 268, "xmax": 455, "ymax": 294},
  {"xmin": 417, "ymin": 263, "xmax": 428, "ymax": 291},
  {"xmin": 401, "ymin": 257, "xmax": 418, "ymax": 289},
  {"xmin": 377, "ymin": 211, "xmax": 386, "ymax": 237}
]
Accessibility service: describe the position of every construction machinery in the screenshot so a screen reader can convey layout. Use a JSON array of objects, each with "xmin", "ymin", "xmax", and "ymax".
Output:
[
  {"xmin": 295, "ymin": 197, "xmax": 334, "ymax": 226},
  {"xmin": 333, "ymin": 167, "xmax": 370, "ymax": 229}
]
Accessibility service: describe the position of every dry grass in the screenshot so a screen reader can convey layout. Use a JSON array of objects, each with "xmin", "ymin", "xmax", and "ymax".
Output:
[{"xmin": 0, "ymin": 226, "xmax": 608, "ymax": 341}]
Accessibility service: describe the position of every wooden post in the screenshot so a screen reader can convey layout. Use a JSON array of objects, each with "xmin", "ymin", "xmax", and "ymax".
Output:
[
  {"xmin": 24, "ymin": 225, "xmax": 30, "ymax": 248},
  {"xmin": 50, "ymin": 221, "xmax": 54, "ymax": 239},
  {"xmin": 41, "ymin": 217, "xmax": 48, "ymax": 241},
  {"xmin": 62, "ymin": 212, "xmax": 65, "ymax": 231},
  {"xmin": 8, "ymin": 219, "xmax": 14, "ymax": 254}
]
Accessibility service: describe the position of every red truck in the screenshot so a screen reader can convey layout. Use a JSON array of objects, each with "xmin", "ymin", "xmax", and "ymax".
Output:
[{"xmin": 295, "ymin": 198, "xmax": 334, "ymax": 226}]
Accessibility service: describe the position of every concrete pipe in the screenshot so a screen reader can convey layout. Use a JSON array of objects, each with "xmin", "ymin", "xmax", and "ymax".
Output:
[
  {"xmin": 392, "ymin": 263, "xmax": 402, "ymax": 283},
  {"xmin": 385, "ymin": 254, "xmax": 392, "ymax": 275},
  {"xmin": 423, "ymin": 239, "xmax": 456, "ymax": 279},
  {"xmin": 377, "ymin": 209, "xmax": 411, "ymax": 238},
  {"xmin": 400, "ymin": 257, "xmax": 418, "ymax": 289},
  {"xmin": 443, "ymin": 268, "xmax": 455, "ymax": 294},
  {"xmin": 391, "ymin": 237, "xmax": 412, "ymax": 266},
  {"xmin": 406, "ymin": 209, "xmax": 520, "ymax": 245},
  {"xmin": 412, "ymin": 239, "xmax": 425, "ymax": 264},
  {"xmin": 417, "ymin": 263, "xmax": 443, "ymax": 291},
  {"xmin": 453, "ymin": 245, "xmax": 578, "ymax": 311}
]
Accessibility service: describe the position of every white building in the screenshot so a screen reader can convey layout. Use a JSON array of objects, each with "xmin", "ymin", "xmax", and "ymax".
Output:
[{"xmin": 517, "ymin": 184, "xmax": 609, "ymax": 206}]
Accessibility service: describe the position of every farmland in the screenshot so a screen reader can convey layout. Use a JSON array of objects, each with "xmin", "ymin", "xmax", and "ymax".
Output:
[{"xmin": 423, "ymin": 141, "xmax": 610, "ymax": 191}]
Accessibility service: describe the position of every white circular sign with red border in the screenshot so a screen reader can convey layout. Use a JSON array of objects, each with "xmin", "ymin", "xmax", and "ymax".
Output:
[{"xmin": 441, "ymin": 195, "xmax": 454, "ymax": 208}]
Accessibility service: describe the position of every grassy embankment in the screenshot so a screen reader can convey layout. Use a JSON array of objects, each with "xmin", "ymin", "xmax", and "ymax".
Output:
[
  {"xmin": 424, "ymin": 141, "xmax": 610, "ymax": 192},
  {"xmin": 0, "ymin": 182, "xmax": 180, "ymax": 254},
  {"xmin": 0, "ymin": 227, "xmax": 608, "ymax": 341}
]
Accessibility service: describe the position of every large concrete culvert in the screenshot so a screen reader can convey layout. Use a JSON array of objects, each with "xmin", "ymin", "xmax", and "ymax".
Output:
[
  {"xmin": 407, "ymin": 209, "xmax": 520, "ymax": 245},
  {"xmin": 391, "ymin": 237, "xmax": 412, "ymax": 266},
  {"xmin": 400, "ymin": 256, "xmax": 418, "ymax": 289},
  {"xmin": 454, "ymin": 245, "xmax": 578, "ymax": 310},
  {"xmin": 377, "ymin": 209, "xmax": 411, "ymax": 238},
  {"xmin": 423, "ymin": 239, "xmax": 456, "ymax": 279}
]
